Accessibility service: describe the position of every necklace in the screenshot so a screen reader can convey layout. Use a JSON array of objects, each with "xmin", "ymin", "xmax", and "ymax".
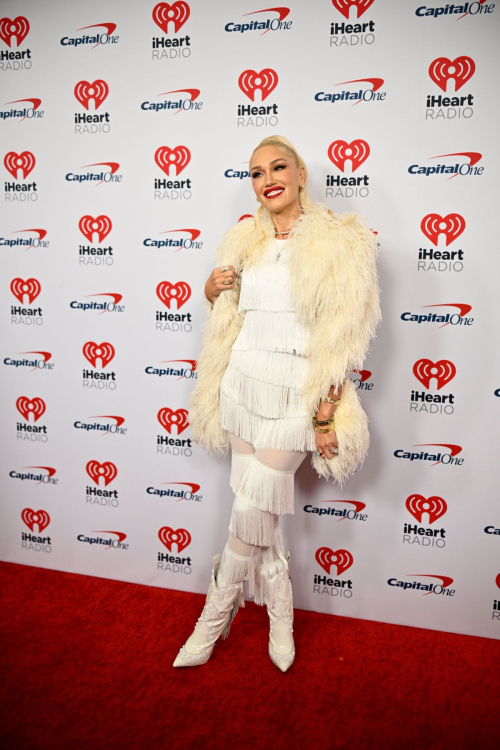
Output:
[
  {"xmin": 271, "ymin": 207, "xmax": 304, "ymax": 261},
  {"xmin": 274, "ymin": 235, "xmax": 288, "ymax": 261}
]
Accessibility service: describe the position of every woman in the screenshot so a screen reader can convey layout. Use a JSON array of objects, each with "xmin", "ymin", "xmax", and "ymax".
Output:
[{"xmin": 173, "ymin": 135, "xmax": 381, "ymax": 672}]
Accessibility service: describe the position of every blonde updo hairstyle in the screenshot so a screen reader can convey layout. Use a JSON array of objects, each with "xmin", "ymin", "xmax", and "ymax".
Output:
[{"xmin": 244, "ymin": 135, "xmax": 315, "ymax": 268}]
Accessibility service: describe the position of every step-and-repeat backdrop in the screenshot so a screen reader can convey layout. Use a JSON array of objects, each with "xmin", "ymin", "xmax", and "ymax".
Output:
[{"xmin": 1, "ymin": 0, "xmax": 499, "ymax": 641}]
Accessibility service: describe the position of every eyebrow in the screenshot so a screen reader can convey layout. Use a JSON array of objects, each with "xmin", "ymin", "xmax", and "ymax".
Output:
[{"xmin": 250, "ymin": 157, "xmax": 288, "ymax": 171}]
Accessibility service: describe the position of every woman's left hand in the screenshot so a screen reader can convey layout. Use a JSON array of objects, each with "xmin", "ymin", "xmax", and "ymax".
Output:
[{"xmin": 315, "ymin": 429, "xmax": 339, "ymax": 459}]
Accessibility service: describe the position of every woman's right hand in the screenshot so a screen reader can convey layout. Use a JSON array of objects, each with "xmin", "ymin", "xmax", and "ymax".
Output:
[{"xmin": 204, "ymin": 265, "xmax": 238, "ymax": 305}]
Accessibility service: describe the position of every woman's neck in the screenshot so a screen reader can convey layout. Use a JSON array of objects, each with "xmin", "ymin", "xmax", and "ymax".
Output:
[{"xmin": 270, "ymin": 202, "xmax": 303, "ymax": 234}]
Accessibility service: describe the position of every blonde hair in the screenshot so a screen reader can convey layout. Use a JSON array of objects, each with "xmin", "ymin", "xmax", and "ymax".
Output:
[{"xmin": 246, "ymin": 135, "xmax": 314, "ymax": 262}]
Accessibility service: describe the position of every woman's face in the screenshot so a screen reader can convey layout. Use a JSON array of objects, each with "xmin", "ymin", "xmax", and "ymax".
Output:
[{"xmin": 250, "ymin": 145, "xmax": 305, "ymax": 214}]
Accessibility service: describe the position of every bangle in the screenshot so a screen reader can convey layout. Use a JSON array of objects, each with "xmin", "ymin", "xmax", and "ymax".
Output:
[{"xmin": 314, "ymin": 422, "xmax": 336, "ymax": 434}]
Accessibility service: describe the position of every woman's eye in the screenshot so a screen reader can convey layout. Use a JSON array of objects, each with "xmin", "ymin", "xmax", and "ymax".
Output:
[
  {"xmin": 251, "ymin": 171, "xmax": 261, "ymax": 178},
  {"xmin": 274, "ymin": 164, "xmax": 285, "ymax": 171}
]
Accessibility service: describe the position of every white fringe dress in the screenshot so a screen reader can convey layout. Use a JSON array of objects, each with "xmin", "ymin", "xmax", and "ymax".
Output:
[{"xmin": 218, "ymin": 237, "xmax": 319, "ymax": 574}]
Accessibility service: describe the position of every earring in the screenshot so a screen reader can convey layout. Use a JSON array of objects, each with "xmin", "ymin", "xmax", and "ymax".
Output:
[{"xmin": 300, "ymin": 185, "xmax": 304, "ymax": 189}]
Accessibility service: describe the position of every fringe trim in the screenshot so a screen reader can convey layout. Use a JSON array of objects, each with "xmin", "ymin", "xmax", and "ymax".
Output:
[
  {"xmin": 239, "ymin": 259, "xmax": 296, "ymax": 313},
  {"xmin": 227, "ymin": 349, "xmax": 309, "ymax": 389},
  {"xmin": 229, "ymin": 451, "xmax": 254, "ymax": 495},
  {"xmin": 232, "ymin": 310, "xmax": 309, "ymax": 356},
  {"xmin": 221, "ymin": 365, "xmax": 307, "ymax": 418},
  {"xmin": 238, "ymin": 455, "xmax": 296, "ymax": 516},
  {"xmin": 228, "ymin": 492, "xmax": 277, "ymax": 547},
  {"xmin": 219, "ymin": 393, "xmax": 317, "ymax": 452},
  {"xmin": 218, "ymin": 544, "xmax": 261, "ymax": 604}
]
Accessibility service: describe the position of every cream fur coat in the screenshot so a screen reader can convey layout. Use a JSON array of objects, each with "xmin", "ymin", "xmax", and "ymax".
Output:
[{"xmin": 188, "ymin": 201, "xmax": 381, "ymax": 487}]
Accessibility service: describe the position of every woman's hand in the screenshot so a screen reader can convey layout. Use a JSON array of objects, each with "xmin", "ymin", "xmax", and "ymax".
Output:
[
  {"xmin": 205, "ymin": 265, "xmax": 238, "ymax": 304},
  {"xmin": 315, "ymin": 429, "xmax": 339, "ymax": 459}
]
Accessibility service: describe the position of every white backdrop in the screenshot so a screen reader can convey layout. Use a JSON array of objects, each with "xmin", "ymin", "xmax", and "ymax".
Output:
[{"xmin": 1, "ymin": 0, "xmax": 499, "ymax": 641}]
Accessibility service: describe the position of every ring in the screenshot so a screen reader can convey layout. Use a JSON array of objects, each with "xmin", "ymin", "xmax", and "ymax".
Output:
[
  {"xmin": 222, "ymin": 279, "xmax": 231, "ymax": 285},
  {"xmin": 221, "ymin": 265, "xmax": 229, "ymax": 272}
]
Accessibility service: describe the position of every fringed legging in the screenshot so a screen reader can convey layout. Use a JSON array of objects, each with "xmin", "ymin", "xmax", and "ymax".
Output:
[{"xmin": 217, "ymin": 432, "xmax": 308, "ymax": 609}]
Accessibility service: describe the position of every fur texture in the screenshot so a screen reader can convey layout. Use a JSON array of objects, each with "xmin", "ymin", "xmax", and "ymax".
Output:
[{"xmin": 188, "ymin": 201, "xmax": 382, "ymax": 486}]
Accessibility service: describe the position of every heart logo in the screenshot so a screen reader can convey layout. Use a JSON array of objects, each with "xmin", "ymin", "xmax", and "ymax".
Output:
[
  {"xmin": 4, "ymin": 151, "xmax": 35, "ymax": 179},
  {"xmin": 0, "ymin": 16, "xmax": 30, "ymax": 47},
  {"xmin": 158, "ymin": 526, "xmax": 191, "ymax": 552},
  {"xmin": 429, "ymin": 56, "xmax": 475, "ymax": 92},
  {"xmin": 406, "ymin": 494, "xmax": 447, "ymax": 524},
  {"xmin": 238, "ymin": 69, "xmax": 278, "ymax": 102},
  {"xmin": 413, "ymin": 359, "xmax": 456, "ymax": 389},
  {"xmin": 82, "ymin": 342, "xmax": 115, "ymax": 368},
  {"xmin": 157, "ymin": 407, "xmax": 190, "ymax": 435},
  {"xmin": 421, "ymin": 213, "xmax": 466, "ymax": 246},
  {"xmin": 16, "ymin": 396, "xmax": 46, "ymax": 421},
  {"xmin": 152, "ymin": 2, "xmax": 190, "ymax": 33},
  {"xmin": 86, "ymin": 460, "xmax": 118, "ymax": 486},
  {"xmin": 331, "ymin": 0, "xmax": 375, "ymax": 20},
  {"xmin": 327, "ymin": 139, "xmax": 370, "ymax": 172},
  {"xmin": 74, "ymin": 80, "xmax": 109, "ymax": 110},
  {"xmin": 155, "ymin": 145, "xmax": 191, "ymax": 176},
  {"xmin": 156, "ymin": 280, "xmax": 191, "ymax": 309},
  {"xmin": 315, "ymin": 547, "xmax": 353, "ymax": 575},
  {"xmin": 10, "ymin": 277, "xmax": 41, "ymax": 304},
  {"xmin": 79, "ymin": 215, "xmax": 112, "ymax": 243},
  {"xmin": 21, "ymin": 508, "xmax": 50, "ymax": 532}
]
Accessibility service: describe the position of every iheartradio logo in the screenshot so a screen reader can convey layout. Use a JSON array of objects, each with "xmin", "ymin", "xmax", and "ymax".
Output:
[
  {"xmin": 83, "ymin": 342, "xmax": 115, "ymax": 368},
  {"xmin": 16, "ymin": 396, "xmax": 45, "ymax": 421},
  {"xmin": 406, "ymin": 494, "xmax": 447, "ymax": 524},
  {"xmin": 158, "ymin": 407, "xmax": 189, "ymax": 435},
  {"xmin": 158, "ymin": 526, "xmax": 191, "ymax": 552},
  {"xmin": 11, "ymin": 277, "xmax": 41, "ymax": 304},
  {"xmin": 315, "ymin": 547, "xmax": 353, "ymax": 575},
  {"xmin": 86, "ymin": 460, "xmax": 117, "ymax": 486},
  {"xmin": 156, "ymin": 280, "xmax": 191, "ymax": 309},
  {"xmin": 328, "ymin": 140, "xmax": 370, "ymax": 172},
  {"xmin": 332, "ymin": 0, "xmax": 374, "ymax": 19},
  {"xmin": 0, "ymin": 16, "xmax": 30, "ymax": 47},
  {"xmin": 79, "ymin": 215, "xmax": 112, "ymax": 243},
  {"xmin": 155, "ymin": 145, "xmax": 190, "ymax": 176},
  {"xmin": 4, "ymin": 151, "xmax": 35, "ymax": 179},
  {"xmin": 238, "ymin": 69, "xmax": 278, "ymax": 102},
  {"xmin": 22, "ymin": 508, "xmax": 50, "ymax": 532},
  {"xmin": 413, "ymin": 359, "xmax": 456, "ymax": 389},
  {"xmin": 152, "ymin": 2, "xmax": 190, "ymax": 33},
  {"xmin": 74, "ymin": 80, "xmax": 109, "ymax": 109},
  {"xmin": 421, "ymin": 213, "xmax": 465, "ymax": 246},
  {"xmin": 429, "ymin": 56, "xmax": 475, "ymax": 92}
]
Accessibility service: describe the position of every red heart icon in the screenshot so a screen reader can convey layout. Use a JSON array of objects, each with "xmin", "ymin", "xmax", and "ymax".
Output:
[
  {"xmin": 155, "ymin": 145, "xmax": 191, "ymax": 176},
  {"xmin": 327, "ymin": 140, "xmax": 370, "ymax": 172},
  {"xmin": 152, "ymin": 2, "xmax": 190, "ymax": 33},
  {"xmin": 0, "ymin": 16, "xmax": 30, "ymax": 47},
  {"xmin": 10, "ymin": 277, "xmax": 41, "ymax": 304},
  {"xmin": 429, "ymin": 56, "xmax": 475, "ymax": 92},
  {"xmin": 21, "ymin": 508, "xmax": 50, "ymax": 532},
  {"xmin": 157, "ymin": 407, "xmax": 190, "ymax": 435},
  {"xmin": 82, "ymin": 342, "xmax": 115, "ymax": 368},
  {"xmin": 86, "ymin": 460, "xmax": 118, "ymax": 486},
  {"xmin": 238, "ymin": 69, "xmax": 278, "ymax": 102},
  {"xmin": 315, "ymin": 547, "xmax": 353, "ymax": 575},
  {"xmin": 421, "ymin": 213, "xmax": 465, "ymax": 246},
  {"xmin": 4, "ymin": 150, "xmax": 35, "ymax": 179},
  {"xmin": 413, "ymin": 359, "xmax": 456, "ymax": 389},
  {"xmin": 16, "ymin": 396, "xmax": 46, "ymax": 421},
  {"xmin": 74, "ymin": 80, "xmax": 109, "ymax": 110},
  {"xmin": 156, "ymin": 280, "xmax": 191, "ymax": 309},
  {"xmin": 331, "ymin": 0, "xmax": 375, "ymax": 19},
  {"xmin": 79, "ymin": 215, "xmax": 112, "ymax": 243},
  {"xmin": 406, "ymin": 494, "xmax": 447, "ymax": 524},
  {"xmin": 158, "ymin": 526, "xmax": 191, "ymax": 552}
]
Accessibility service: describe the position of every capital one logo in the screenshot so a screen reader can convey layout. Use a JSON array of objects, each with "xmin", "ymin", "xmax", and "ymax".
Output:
[
  {"xmin": 413, "ymin": 359, "xmax": 456, "ymax": 389},
  {"xmin": 16, "ymin": 396, "xmax": 46, "ymax": 421},
  {"xmin": 153, "ymin": 2, "xmax": 190, "ymax": 33},
  {"xmin": 238, "ymin": 69, "xmax": 278, "ymax": 101},
  {"xmin": 158, "ymin": 407, "xmax": 189, "ymax": 435},
  {"xmin": 155, "ymin": 145, "xmax": 190, "ymax": 176},
  {"xmin": 11, "ymin": 277, "xmax": 41, "ymax": 304},
  {"xmin": 406, "ymin": 494, "xmax": 447, "ymax": 524},
  {"xmin": 429, "ymin": 56, "xmax": 475, "ymax": 92},
  {"xmin": 22, "ymin": 508, "xmax": 50, "ymax": 532},
  {"xmin": 158, "ymin": 526, "xmax": 191, "ymax": 552},
  {"xmin": 86, "ymin": 460, "xmax": 117, "ymax": 486},
  {"xmin": 4, "ymin": 151, "xmax": 35, "ymax": 179},
  {"xmin": 421, "ymin": 213, "xmax": 465, "ymax": 246},
  {"xmin": 156, "ymin": 280, "xmax": 191, "ymax": 309},
  {"xmin": 79, "ymin": 215, "xmax": 112, "ymax": 243},
  {"xmin": 74, "ymin": 80, "xmax": 109, "ymax": 109},
  {"xmin": 332, "ymin": 0, "xmax": 375, "ymax": 19},
  {"xmin": 315, "ymin": 547, "xmax": 353, "ymax": 575},
  {"xmin": 328, "ymin": 140, "xmax": 370, "ymax": 171},
  {"xmin": 0, "ymin": 16, "xmax": 30, "ymax": 47},
  {"xmin": 83, "ymin": 341, "xmax": 115, "ymax": 368}
]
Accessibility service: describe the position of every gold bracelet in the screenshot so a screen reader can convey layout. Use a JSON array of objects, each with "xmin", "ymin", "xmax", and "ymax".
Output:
[{"xmin": 314, "ymin": 422, "xmax": 336, "ymax": 434}]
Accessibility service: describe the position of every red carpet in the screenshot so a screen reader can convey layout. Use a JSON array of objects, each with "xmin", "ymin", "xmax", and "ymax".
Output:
[{"xmin": 1, "ymin": 561, "xmax": 498, "ymax": 750}]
